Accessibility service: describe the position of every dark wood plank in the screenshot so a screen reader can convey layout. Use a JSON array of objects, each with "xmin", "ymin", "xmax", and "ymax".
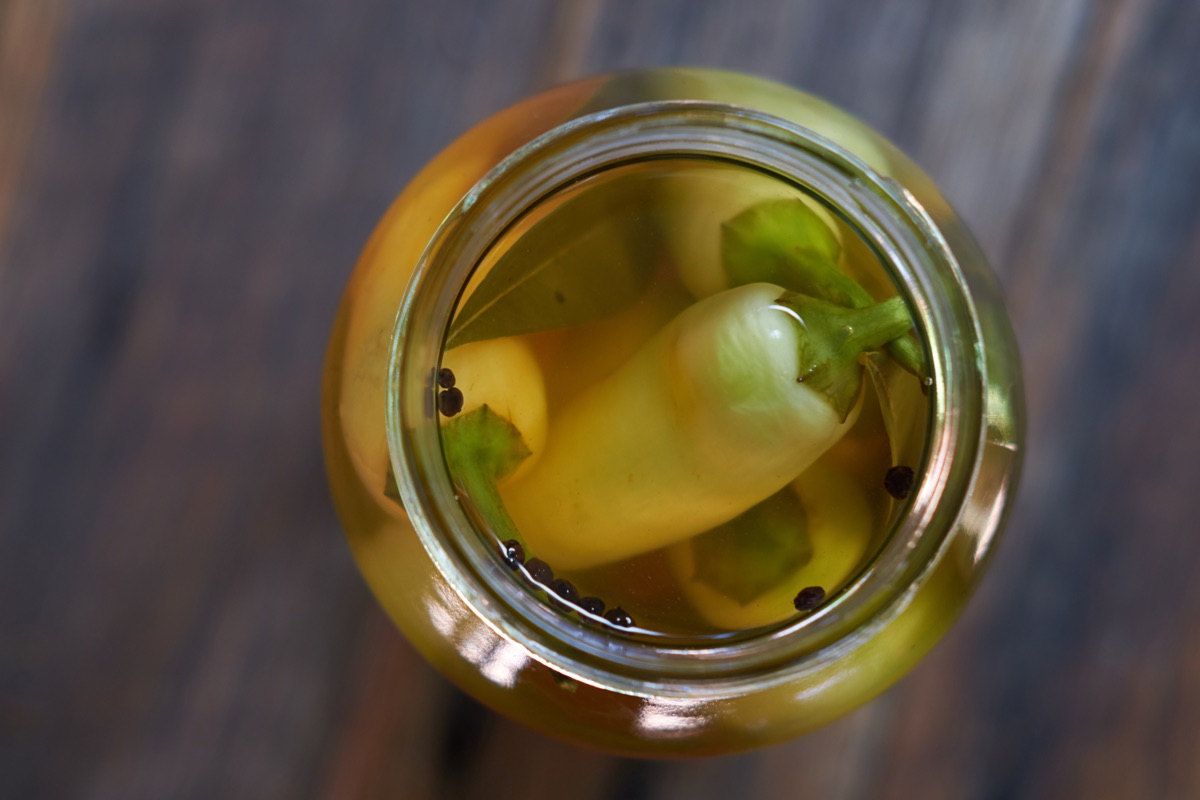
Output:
[
  {"xmin": 0, "ymin": 0, "xmax": 66, "ymax": 253},
  {"xmin": 2, "ymin": 0, "xmax": 1199, "ymax": 797}
]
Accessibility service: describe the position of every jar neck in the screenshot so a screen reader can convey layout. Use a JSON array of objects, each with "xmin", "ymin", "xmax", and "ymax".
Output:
[{"xmin": 386, "ymin": 102, "xmax": 984, "ymax": 691}]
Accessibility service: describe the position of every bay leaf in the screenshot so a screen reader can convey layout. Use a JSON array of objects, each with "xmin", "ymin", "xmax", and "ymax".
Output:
[
  {"xmin": 446, "ymin": 176, "xmax": 660, "ymax": 349},
  {"xmin": 441, "ymin": 404, "xmax": 532, "ymax": 548}
]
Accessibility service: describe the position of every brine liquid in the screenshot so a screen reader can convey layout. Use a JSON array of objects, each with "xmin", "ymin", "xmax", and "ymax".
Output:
[{"xmin": 441, "ymin": 159, "xmax": 929, "ymax": 639}]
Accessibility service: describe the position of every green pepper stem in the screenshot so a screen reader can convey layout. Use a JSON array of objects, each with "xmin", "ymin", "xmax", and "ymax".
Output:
[
  {"xmin": 455, "ymin": 461, "xmax": 525, "ymax": 547},
  {"xmin": 442, "ymin": 405, "xmax": 532, "ymax": 551},
  {"xmin": 774, "ymin": 291, "xmax": 917, "ymax": 420},
  {"xmin": 844, "ymin": 296, "xmax": 916, "ymax": 354},
  {"xmin": 719, "ymin": 197, "xmax": 928, "ymax": 382}
]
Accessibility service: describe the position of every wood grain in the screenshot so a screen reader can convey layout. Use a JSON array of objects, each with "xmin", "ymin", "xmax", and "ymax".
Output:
[
  {"xmin": 2, "ymin": 0, "xmax": 1199, "ymax": 797},
  {"xmin": 0, "ymin": 0, "xmax": 65, "ymax": 255}
]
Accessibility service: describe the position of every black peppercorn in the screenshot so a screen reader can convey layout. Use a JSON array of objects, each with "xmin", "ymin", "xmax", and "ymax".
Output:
[
  {"xmin": 793, "ymin": 586, "xmax": 826, "ymax": 612},
  {"xmin": 884, "ymin": 465, "xmax": 916, "ymax": 499},
  {"xmin": 579, "ymin": 596, "xmax": 606, "ymax": 616},
  {"xmin": 525, "ymin": 557, "xmax": 553, "ymax": 585},
  {"xmin": 499, "ymin": 539, "xmax": 525, "ymax": 569},
  {"xmin": 437, "ymin": 387, "xmax": 464, "ymax": 417},
  {"xmin": 604, "ymin": 607, "xmax": 634, "ymax": 627},
  {"xmin": 549, "ymin": 578, "xmax": 580, "ymax": 604}
]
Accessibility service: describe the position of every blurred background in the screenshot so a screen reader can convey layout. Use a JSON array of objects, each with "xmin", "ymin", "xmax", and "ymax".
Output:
[{"xmin": 2, "ymin": 0, "xmax": 1199, "ymax": 797}]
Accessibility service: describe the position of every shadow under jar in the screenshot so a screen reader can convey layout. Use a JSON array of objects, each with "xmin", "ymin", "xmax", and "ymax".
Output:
[{"xmin": 321, "ymin": 69, "xmax": 1024, "ymax": 756}]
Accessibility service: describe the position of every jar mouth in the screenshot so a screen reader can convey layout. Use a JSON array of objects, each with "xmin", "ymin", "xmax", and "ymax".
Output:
[{"xmin": 386, "ymin": 102, "xmax": 985, "ymax": 690}]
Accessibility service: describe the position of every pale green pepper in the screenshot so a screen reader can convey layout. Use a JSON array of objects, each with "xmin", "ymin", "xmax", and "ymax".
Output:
[{"xmin": 500, "ymin": 282, "xmax": 914, "ymax": 571}]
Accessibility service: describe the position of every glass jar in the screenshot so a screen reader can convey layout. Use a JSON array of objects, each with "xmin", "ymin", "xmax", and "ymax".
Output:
[{"xmin": 321, "ymin": 68, "xmax": 1023, "ymax": 755}]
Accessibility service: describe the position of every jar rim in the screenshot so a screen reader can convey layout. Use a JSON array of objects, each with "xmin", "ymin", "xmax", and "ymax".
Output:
[{"xmin": 386, "ymin": 101, "xmax": 986, "ymax": 692}]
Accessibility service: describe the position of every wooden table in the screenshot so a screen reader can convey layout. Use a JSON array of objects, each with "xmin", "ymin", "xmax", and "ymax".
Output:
[{"xmin": 3, "ymin": 1, "xmax": 1198, "ymax": 797}]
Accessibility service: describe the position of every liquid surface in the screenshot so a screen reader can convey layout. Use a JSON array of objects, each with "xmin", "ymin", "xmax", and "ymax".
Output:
[{"xmin": 439, "ymin": 159, "xmax": 929, "ymax": 638}]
